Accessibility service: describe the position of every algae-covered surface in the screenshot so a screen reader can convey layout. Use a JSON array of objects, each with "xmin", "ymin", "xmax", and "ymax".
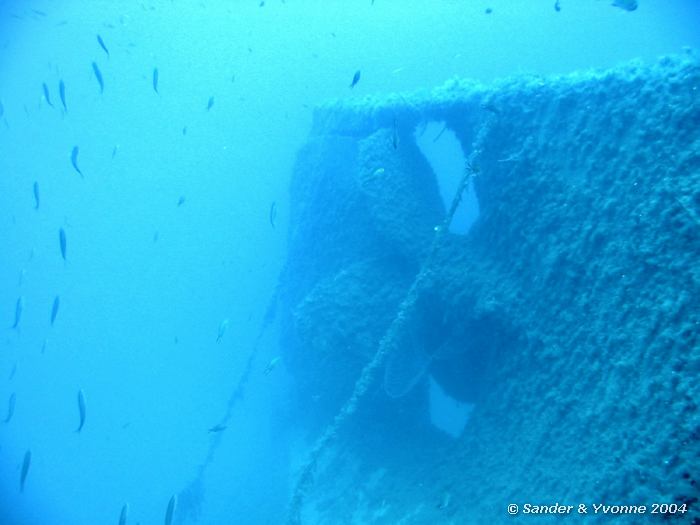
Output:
[{"xmin": 280, "ymin": 51, "xmax": 700, "ymax": 524}]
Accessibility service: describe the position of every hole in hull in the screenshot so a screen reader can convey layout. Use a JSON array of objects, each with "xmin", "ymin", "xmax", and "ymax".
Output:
[{"xmin": 415, "ymin": 121, "xmax": 480, "ymax": 235}]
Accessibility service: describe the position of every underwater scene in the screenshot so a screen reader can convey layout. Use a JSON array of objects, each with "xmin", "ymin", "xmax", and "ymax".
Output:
[{"xmin": 1, "ymin": 1, "xmax": 699, "ymax": 524}]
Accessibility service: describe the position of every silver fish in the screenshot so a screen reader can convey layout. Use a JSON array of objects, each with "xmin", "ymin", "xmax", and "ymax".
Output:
[
  {"xmin": 349, "ymin": 69, "xmax": 361, "ymax": 88},
  {"xmin": 20, "ymin": 450, "xmax": 31, "ymax": 493},
  {"xmin": 164, "ymin": 495, "xmax": 177, "ymax": 525},
  {"xmin": 42, "ymin": 82, "xmax": 53, "ymax": 107},
  {"xmin": 119, "ymin": 503, "xmax": 129, "ymax": 525},
  {"xmin": 71, "ymin": 146, "xmax": 83, "ymax": 177},
  {"xmin": 33, "ymin": 181, "xmax": 40, "ymax": 210},
  {"xmin": 216, "ymin": 319, "xmax": 229, "ymax": 343},
  {"xmin": 152, "ymin": 67, "xmax": 159, "ymax": 94},
  {"xmin": 97, "ymin": 34, "xmax": 110, "ymax": 57},
  {"xmin": 4, "ymin": 393, "xmax": 15, "ymax": 423},
  {"xmin": 59, "ymin": 79, "xmax": 67, "ymax": 112},
  {"xmin": 76, "ymin": 389, "xmax": 86, "ymax": 432},
  {"xmin": 269, "ymin": 201, "xmax": 277, "ymax": 229},
  {"xmin": 50, "ymin": 295, "xmax": 60, "ymax": 326},
  {"xmin": 612, "ymin": 0, "xmax": 637, "ymax": 11},
  {"xmin": 264, "ymin": 356, "xmax": 281, "ymax": 375},
  {"xmin": 12, "ymin": 296, "xmax": 24, "ymax": 329},
  {"xmin": 59, "ymin": 228, "xmax": 67, "ymax": 260},
  {"xmin": 392, "ymin": 118, "xmax": 399, "ymax": 150},
  {"xmin": 92, "ymin": 62, "xmax": 104, "ymax": 93}
]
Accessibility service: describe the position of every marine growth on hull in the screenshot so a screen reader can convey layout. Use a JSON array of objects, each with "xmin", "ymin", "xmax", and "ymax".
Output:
[{"xmin": 279, "ymin": 51, "xmax": 700, "ymax": 524}]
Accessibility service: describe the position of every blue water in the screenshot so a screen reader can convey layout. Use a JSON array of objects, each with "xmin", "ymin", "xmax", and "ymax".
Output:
[{"xmin": 1, "ymin": 1, "xmax": 698, "ymax": 524}]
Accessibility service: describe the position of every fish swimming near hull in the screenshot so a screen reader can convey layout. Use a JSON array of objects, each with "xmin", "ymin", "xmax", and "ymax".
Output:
[
  {"xmin": 97, "ymin": 34, "xmax": 110, "ymax": 57},
  {"xmin": 164, "ymin": 495, "xmax": 177, "ymax": 525},
  {"xmin": 349, "ymin": 69, "xmax": 361, "ymax": 88},
  {"xmin": 42, "ymin": 83, "xmax": 53, "ymax": 107},
  {"xmin": 152, "ymin": 68, "xmax": 159, "ymax": 93},
  {"xmin": 59, "ymin": 228, "xmax": 67, "ymax": 260},
  {"xmin": 76, "ymin": 389, "xmax": 86, "ymax": 432},
  {"xmin": 611, "ymin": 0, "xmax": 637, "ymax": 10},
  {"xmin": 20, "ymin": 450, "xmax": 31, "ymax": 493},
  {"xmin": 269, "ymin": 201, "xmax": 277, "ymax": 229},
  {"xmin": 51, "ymin": 296, "xmax": 60, "ymax": 325},
  {"xmin": 33, "ymin": 181, "xmax": 40, "ymax": 209},
  {"xmin": 11, "ymin": 296, "xmax": 24, "ymax": 330},
  {"xmin": 71, "ymin": 146, "xmax": 83, "ymax": 177},
  {"xmin": 92, "ymin": 62, "xmax": 104, "ymax": 93},
  {"xmin": 264, "ymin": 356, "xmax": 281, "ymax": 375},
  {"xmin": 392, "ymin": 118, "xmax": 399, "ymax": 149},
  {"xmin": 216, "ymin": 319, "xmax": 229, "ymax": 343},
  {"xmin": 4, "ymin": 393, "xmax": 15, "ymax": 423},
  {"xmin": 59, "ymin": 80, "xmax": 67, "ymax": 111}
]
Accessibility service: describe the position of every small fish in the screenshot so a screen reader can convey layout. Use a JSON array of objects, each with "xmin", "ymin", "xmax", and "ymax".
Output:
[
  {"xmin": 50, "ymin": 295, "xmax": 60, "ymax": 326},
  {"xmin": 177, "ymin": 196, "xmax": 185, "ymax": 207},
  {"xmin": 41, "ymin": 339, "xmax": 48, "ymax": 354},
  {"xmin": 611, "ymin": 0, "xmax": 637, "ymax": 11},
  {"xmin": 0, "ymin": 99, "xmax": 4, "ymax": 118},
  {"xmin": 216, "ymin": 319, "xmax": 229, "ymax": 343},
  {"xmin": 33, "ymin": 181, "xmax": 40, "ymax": 210},
  {"xmin": 208, "ymin": 423, "xmax": 227, "ymax": 433},
  {"xmin": 206, "ymin": 96, "xmax": 214, "ymax": 111},
  {"xmin": 392, "ymin": 118, "xmax": 399, "ymax": 150},
  {"xmin": 8, "ymin": 362, "xmax": 17, "ymax": 380},
  {"xmin": 112, "ymin": 145, "xmax": 119, "ymax": 159},
  {"xmin": 71, "ymin": 146, "xmax": 83, "ymax": 177},
  {"xmin": 97, "ymin": 34, "xmax": 110, "ymax": 57},
  {"xmin": 164, "ymin": 495, "xmax": 177, "ymax": 525},
  {"xmin": 264, "ymin": 356, "xmax": 281, "ymax": 375},
  {"xmin": 554, "ymin": 0, "xmax": 561, "ymax": 11},
  {"xmin": 20, "ymin": 450, "xmax": 31, "ymax": 493},
  {"xmin": 92, "ymin": 62, "xmax": 104, "ymax": 93},
  {"xmin": 42, "ymin": 83, "xmax": 54, "ymax": 107},
  {"xmin": 76, "ymin": 389, "xmax": 86, "ymax": 432},
  {"xmin": 59, "ymin": 228, "xmax": 67, "ymax": 260},
  {"xmin": 269, "ymin": 201, "xmax": 277, "ymax": 229},
  {"xmin": 485, "ymin": 7, "xmax": 493, "ymax": 14},
  {"xmin": 119, "ymin": 503, "xmax": 129, "ymax": 525},
  {"xmin": 11, "ymin": 296, "xmax": 24, "ymax": 329},
  {"xmin": 152, "ymin": 67, "xmax": 159, "ymax": 93},
  {"xmin": 153, "ymin": 231, "xmax": 159, "ymax": 243},
  {"xmin": 59, "ymin": 79, "xmax": 67, "ymax": 111},
  {"xmin": 4, "ymin": 393, "xmax": 15, "ymax": 423},
  {"xmin": 349, "ymin": 70, "xmax": 361, "ymax": 88}
]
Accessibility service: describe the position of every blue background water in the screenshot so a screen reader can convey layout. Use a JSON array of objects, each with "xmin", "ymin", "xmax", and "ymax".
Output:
[{"xmin": 0, "ymin": 1, "xmax": 698, "ymax": 524}]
